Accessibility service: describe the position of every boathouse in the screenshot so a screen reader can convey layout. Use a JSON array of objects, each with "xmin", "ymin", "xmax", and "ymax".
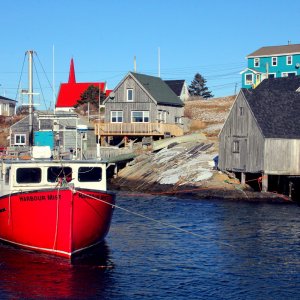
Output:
[
  {"xmin": 95, "ymin": 72, "xmax": 184, "ymax": 145},
  {"xmin": 218, "ymin": 76, "xmax": 300, "ymax": 199}
]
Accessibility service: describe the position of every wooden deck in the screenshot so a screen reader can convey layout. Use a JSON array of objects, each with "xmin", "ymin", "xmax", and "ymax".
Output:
[{"xmin": 94, "ymin": 122, "xmax": 184, "ymax": 137}]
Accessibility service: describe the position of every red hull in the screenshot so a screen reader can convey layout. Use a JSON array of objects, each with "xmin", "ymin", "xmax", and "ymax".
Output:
[{"xmin": 0, "ymin": 188, "xmax": 115, "ymax": 258}]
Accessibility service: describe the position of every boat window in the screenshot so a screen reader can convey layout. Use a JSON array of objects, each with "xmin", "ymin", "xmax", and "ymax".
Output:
[
  {"xmin": 78, "ymin": 167, "xmax": 102, "ymax": 182},
  {"xmin": 47, "ymin": 167, "xmax": 72, "ymax": 183},
  {"xmin": 16, "ymin": 168, "xmax": 42, "ymax": 184}
]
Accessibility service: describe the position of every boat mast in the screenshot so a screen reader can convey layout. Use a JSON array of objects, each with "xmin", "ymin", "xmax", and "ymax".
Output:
[{"xmin": 27, "ymin": 50, "xmax": 34, "ymax": 147}]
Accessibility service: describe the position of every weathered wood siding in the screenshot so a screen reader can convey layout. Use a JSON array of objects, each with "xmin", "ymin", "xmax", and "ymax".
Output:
[
  {"xmin": 219, "ymin": 92, "xmax": 264, "ymax": 172},
  {"xmin": 105, "ymin": 75, "xmax": 154, "ymax": 122},
  {"xmin": 264, "ymin": 139, "xmax": 300, "ymax": 175},
  {"xmin": 105, "ymin": 74, "xmax": 183, "ymax": 124}
]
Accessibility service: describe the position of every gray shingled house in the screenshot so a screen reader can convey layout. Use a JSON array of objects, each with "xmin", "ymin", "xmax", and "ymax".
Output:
[
  {"xmin": 0, "ymin": 96, "xmax": 17, "ymax": 116},
  {"xmin": 219, "ymin": 76, "xmax": 300, "ymax": 199},
  {"xmin": 96, "ymin": 72, "xmax": 184, "ymax": 145},
  {"xmin": 164, "ymin": 80, "xmax": 190, "ymax": 102}
]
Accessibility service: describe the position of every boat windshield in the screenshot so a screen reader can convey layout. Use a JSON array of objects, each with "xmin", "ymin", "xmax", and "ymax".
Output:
[{"xmin": 47, "ymin": 167, "xmax": 72, "ymax": 183}]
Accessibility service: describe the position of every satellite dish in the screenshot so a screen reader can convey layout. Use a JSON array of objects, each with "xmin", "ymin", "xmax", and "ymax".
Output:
[
  {"xmin": 109, "ymin": 92, "xmax": 115, "ymax": 99},
  {"xmin": 295, "ymin": 63, "xmax": 300, "ymax": 69}
]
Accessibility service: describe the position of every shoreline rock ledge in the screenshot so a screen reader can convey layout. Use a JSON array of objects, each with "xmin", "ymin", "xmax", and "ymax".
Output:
[{"xmin": 109, "ymin": 137, "xmax": 293, "ymax": 204}]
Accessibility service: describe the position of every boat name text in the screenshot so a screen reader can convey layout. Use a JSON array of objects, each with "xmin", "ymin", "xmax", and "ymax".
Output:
[{"xmin": 19, "ymin": 194, "xmax": 62, "ymax": 201}]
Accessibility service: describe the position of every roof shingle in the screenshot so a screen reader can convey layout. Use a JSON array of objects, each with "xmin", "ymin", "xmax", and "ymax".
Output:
[
  {"xmin": 242, "ymin": 76, "xmax": 300, "ymax": 138},
  {"xmin": 131, "ymin": 72, "xmax": 184, "ymax": 107},
  {"xmin": 247, "ymin": 44, "xmax": 300, "ymax": 57}
]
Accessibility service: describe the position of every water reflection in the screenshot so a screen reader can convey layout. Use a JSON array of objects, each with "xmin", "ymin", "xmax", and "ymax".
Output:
[{"xmin": 0, "ymin": 241, "xmax": 114, "ymax": 299}]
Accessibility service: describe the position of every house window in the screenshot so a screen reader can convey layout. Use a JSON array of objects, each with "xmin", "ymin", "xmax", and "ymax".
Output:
[
  {"xmin": 287, "ymin": 55, "xmax": 292, "ymax": 65},
  {"xmin": 245, "ymin": 74, "xmax": 253, "ymax": 85},
  {"xmin": 175, "ymin": 117, "xmax": 182, "ymax": 124},
  {"xmin": 268, "ymin": 73, "xmax": 276, "ymax": 78},
  {"xmin": 254, "ymin": 58, "xmax": 260, "ymax": 67},
  {"xmin": 272, "ymin": 57, "xmax": 277, "ymax": 66},
  {"xmin": 111, "ymin": 111, "xmax": 123, "ymax": 123},
  {"xmin": 239, "ymin": 107, "xmax": 244, "ymax": 116},
  {"xmin": 15, "ymin": 134, "xmax": 26, "ymax": 145},
  {"xmin": 232, "ymin": 141, "xmax": 240, "ymax": 153},
  {"xmin": 131, "ymin": 111, "xmax": 149, "ymax": 123},
  {"xmin": 127, "ymin": 88, "xmax": 133, "ymax": 101},
  {"xmin": 282, "ymin": 72, "xmax": 296, "ymax": 77}
]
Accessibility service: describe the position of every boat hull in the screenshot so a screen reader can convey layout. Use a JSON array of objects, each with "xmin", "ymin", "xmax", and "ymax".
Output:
[{"xmin": 0, "ymin": 188, "xmax": 115, "ymax": 258}]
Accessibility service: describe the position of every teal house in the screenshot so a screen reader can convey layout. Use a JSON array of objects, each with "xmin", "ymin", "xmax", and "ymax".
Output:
[{"xmin": 241, "ymin": 44, "xmax": 300, "ymax": 89}]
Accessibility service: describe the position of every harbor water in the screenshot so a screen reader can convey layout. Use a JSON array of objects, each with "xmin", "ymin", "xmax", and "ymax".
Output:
[{"xmin": 0, "ymin": 192, "xmax": 300, "ymax": 299}]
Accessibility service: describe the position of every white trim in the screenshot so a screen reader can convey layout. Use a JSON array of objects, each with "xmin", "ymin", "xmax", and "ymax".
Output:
[
  {"xmin": 281, "ymin": 71, "xmax": 297, "ymax": 77},
  {"xmin": 248, "ymin": 51, "xmax": 300, "ymax": 58},
  {"xmin": 126, "ymin": 88, "xmax": 133, "ymax": 101},
  {"xmin": 131, "ymin": 111, "xmax": 149, "ymax": 123},
  {"xmin": 14, "ymin": 133, "xmax": 26, "ymax": 145},
  {"xmin": 271, "ymin": 57, "xmax": 278, "ymax": 66},
  {"xmin": 286, "ymin": 55, "xmax": 293, "ymax": 65},
  {"xmin": 244, "ymin": 73, "xmax": 254, "ymax": 85},
  {"xmin": 254, "ymin": 58, "xmax": 260, "ymax": 67},
  {"xmin": 110, "ymin": 111, "xmax": 123, "ymax": 123}
]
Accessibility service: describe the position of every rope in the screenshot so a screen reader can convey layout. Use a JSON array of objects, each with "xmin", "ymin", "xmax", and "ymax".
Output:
[
  {"xmin": 15, "ymin": 53, "xmax": 26, "ymax": 102},
  {"xmin": 73, "ymin": 188, "xmax": 235, "ymax": 249}
]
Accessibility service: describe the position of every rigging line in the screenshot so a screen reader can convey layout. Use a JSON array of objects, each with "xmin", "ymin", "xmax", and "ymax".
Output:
[
  {"xmin": 14, "ymin": 53, "xmax": 27, "ymax": 102},
  {"xmin": 74, "ymin": 189, "xmax": 235, "ymax": 249},
  {"xmin": 35, "ymin": 53, "xmax": 55, "ymax": 109},
  {"xmin": 33, "ymin": 58, "xmax": 49, "ymax": 110}
]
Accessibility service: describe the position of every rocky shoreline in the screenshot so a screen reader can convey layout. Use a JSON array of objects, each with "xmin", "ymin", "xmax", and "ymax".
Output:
[{"xmin": 108, "ymin": 137, "xmax": 294, "ymax": 204}]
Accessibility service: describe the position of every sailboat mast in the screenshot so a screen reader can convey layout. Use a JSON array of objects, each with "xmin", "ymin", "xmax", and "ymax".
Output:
[{"xmin": 27, "ymin": 50, "xmax": 34, "ymax": 147}]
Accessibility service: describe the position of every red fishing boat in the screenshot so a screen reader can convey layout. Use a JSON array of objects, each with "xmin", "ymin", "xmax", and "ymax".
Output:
[
  {"xmin": 0, "ymin": 51, "xmax": 115, "ymax": 259},
  {"xmin": 0, "ymin": 159, "xmax": 115, "ymax": 258}
]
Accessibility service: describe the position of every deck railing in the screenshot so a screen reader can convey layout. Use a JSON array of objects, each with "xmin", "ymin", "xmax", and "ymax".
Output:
[{"xmin": 94, "ymin": 122, "xmax": 184, "ymax": 137}]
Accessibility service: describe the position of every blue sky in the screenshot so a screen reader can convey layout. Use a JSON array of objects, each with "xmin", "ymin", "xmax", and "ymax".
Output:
[{"xmin": 0, "ymin": 0, "xmax": 299, "ymax": 109}]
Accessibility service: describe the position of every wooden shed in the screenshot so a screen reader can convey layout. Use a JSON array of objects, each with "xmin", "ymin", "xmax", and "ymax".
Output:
[
  {"xmin": 10, "ymin": 112, "xmax": 96, "ymax": 159},
  {"xmin": 219, "ymin": 76, "xmax": 300, "ymax": 199}
]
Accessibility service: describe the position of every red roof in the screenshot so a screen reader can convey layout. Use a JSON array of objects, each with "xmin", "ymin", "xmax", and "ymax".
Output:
[
  {"xmin": 56, "ymin": 82, "xmax": 106, "ymax": 107},
  {"xmin": 55, "ymin": 59, "xmax": 106, "ymax": 108}
]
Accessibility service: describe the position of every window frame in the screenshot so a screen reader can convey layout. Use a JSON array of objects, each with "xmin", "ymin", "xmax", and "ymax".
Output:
[
  {"xmin": 175, "ymin": 116, "xmax": 182, "ymax": 124},
  {"xmin": 282, "ymin": 71, "xmax": 297, "ymax": 78},
  {"xmin": 254, "ymin": 58, "xmax": 260, "ymax": 67},
  {"xmin": 127, "ymin": 88, "xmax": 134, "ymax": 102},
  {"xmin": 16, "ymin": 167, "xmax": 42, "ymax": 184},
  {"xmin": 111, "ymin": 111, "xmax": 123, "ymax": 123},
  {"xmin": 286, "ymin": 55, "xmax": 292, "ymax": 65},
  {"xmin": 245, "ymin": 73, "xmax": 253, "ymax": 85},
  {"xmin": 272, "ymin": 56, "xmax": 278, "ymax": 66},
  {"xmin": 232, "ymin": 141, "xmax": 240, "ymax": 153},
  {"xmin": 15, "ymin": 134, "xmax": 26, "ymax": 145},
  {"xmin": 239, "ymin": 107, "xmax": 244, "ymax": 116},
  {"xmin": 78, "ymin": 167, "xmax": 102, "ymax": 182},
  {"xmin": 131, "ymin": 111, "xmax": 150, "ymax": 123}
]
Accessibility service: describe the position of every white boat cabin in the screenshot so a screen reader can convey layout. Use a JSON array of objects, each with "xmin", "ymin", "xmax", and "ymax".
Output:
[{"xmin": 0, "ymin": 160, "xmax": 108, "ymax": 197}]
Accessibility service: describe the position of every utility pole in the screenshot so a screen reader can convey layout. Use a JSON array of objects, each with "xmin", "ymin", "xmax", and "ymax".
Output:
[
  {"xmin": 234, "ymin": 83, "xmax": 238, "ymax": 95},
  {"xmin": 158, "ymin": 47, "xmax": 160, "ymax": 77},
  {"xmin": 134, "ymin": 56, "xmax": 137, "ymax": 72}
]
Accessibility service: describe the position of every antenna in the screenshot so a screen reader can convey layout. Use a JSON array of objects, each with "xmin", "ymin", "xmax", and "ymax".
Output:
[
  {"xmin": 158, "ymin": 47, "xmax": 160, "ymax": 77},
  {"xmin": 134, "ymin": 55, "xmax": 136, "ymax": 72},
  {"xmin": 52, "ymin": 45, "xmax": 55, "ymax": 112}
]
